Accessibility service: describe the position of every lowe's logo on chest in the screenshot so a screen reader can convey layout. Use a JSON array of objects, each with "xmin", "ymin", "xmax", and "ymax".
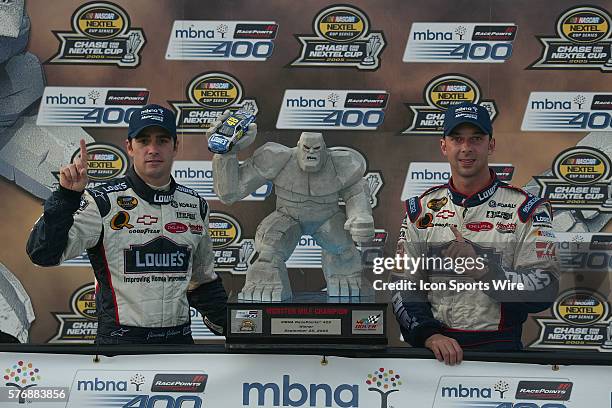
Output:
[{"xmin": 124, "ymin": 237, "xmax": 191, "ymax": 273}]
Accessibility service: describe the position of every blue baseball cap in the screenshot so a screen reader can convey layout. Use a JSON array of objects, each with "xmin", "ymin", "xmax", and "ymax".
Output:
[
  {"xmin": 443, "ymin": 102, "xmax": 493, "ymax": 137},
  {"xmin": 128, "ymin": 104, "xmax": 177, "ymax": 140}
]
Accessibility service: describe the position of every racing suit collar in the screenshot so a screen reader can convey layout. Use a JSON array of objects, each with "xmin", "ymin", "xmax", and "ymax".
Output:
[
  {"xmin": 448, "ymin": 170, "xmax": 501, "ymax": 208},
  {"xmin": 126, "ymin": 166, "xmax": 177, "ymax": 205}
]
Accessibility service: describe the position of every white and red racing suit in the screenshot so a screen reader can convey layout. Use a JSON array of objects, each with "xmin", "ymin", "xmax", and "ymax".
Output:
[
  {"xmin": 27, "ymin": 167, "xmax": 227, "ymax": 344},
  {"xmin": 392, "ymin": 172, "xmax": 559, "ymax": 350}
]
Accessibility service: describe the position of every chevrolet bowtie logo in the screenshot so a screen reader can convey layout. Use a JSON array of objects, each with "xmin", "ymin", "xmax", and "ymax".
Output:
[{"xmin": 137, "ymin": 215, "xmax": 158, "ymax": 225}]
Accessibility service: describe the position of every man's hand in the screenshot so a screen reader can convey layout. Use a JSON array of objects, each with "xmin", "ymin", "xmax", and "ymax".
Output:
[
  {"xmin": 425, "ymin": 333, "xmax": 463, "ymax": 365},
  {"xmin": 205, "ymin": 109, "xmax": 257, "ymax": 153},
  {"xmin": 443, "ymin": 225, "xmax": 488, "ymax": 279},
  {"xmin": 344, "ymin": 216, "xmax": 374, "ymax": 244},
  {"xmin": 59, "ymin": 139, "xmax": 89, "ymax": 192}
]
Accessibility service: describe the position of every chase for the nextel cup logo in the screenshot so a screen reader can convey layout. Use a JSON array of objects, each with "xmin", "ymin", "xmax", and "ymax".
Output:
[
  {"xmin": 533, "ymin": 146, "xmax": 612, "ymax": 212},
  {"xmin": 37, "ymin": 87, "xmax": 149, "ymax": 127},
  {"xmin": 522, "ymin": 92, "xmax": 612, "ymax": 132},
  {"xmin": 291, "ymin": 5, "xmax": 385, "ymax": 70},
  {"xmin": 277, "ymin": 90, "xmax": 388, "ymax": 130},
  {"xmin": 170, "ymin": 72, "xmax": 258, "ymax": 132},
  {"xmin": 166, "ymin": 20, "xmax": 278, "ymax": 61},
  {"xmin": 47, "ymin": 2, "xmax": 145, "ymax": 67},
  {"xmin": 530, "ymin": 289, "xmax": 612, "ymax": 351},
  {"xmin": 48, "ymin": 284, "xmax": 97, "ymax": 344},
  {"xmin": 529, "ymin": 5, "xmax": 612, "ymax": 72},
  {"xmin": 401, "ymin": 74, "xmax": 497, "ymax": 135},
  {"xmin": 403, "ymin": 22, "xmax": 517, "ymax": 63}
]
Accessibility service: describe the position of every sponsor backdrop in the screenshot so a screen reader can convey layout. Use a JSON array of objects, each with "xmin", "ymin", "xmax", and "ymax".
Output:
[
  {"xmin": 0, "ymin": 352, "xmax": 609, "ymax": 407},
  {"xmin": 0, "ymin": 0, "xmax": 610, "ymax": 348}
]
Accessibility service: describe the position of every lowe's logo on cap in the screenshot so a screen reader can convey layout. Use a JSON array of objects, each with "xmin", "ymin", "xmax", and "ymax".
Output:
[
  {"xmin": 128, "ymin": 104, "xmax": 177, "ymax": 139},
  {"xmin": 443, "ymin": 102, "xmax": 492, "ymax": 137}
]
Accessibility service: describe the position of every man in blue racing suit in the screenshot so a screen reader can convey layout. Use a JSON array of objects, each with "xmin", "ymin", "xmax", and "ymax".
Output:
[
  {"xmin": 392, "ymin": 102, "xmax": 559, "ymax": 364},
  {"xmin": 27, "ymin": 105, "xmax": 227, "ymax": 344}
]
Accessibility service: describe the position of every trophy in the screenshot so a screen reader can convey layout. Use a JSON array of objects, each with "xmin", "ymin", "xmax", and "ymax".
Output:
[
  {"xmin": 361, "ymin": 33, "xmax": 383, "ymax": 66},
  {"xmin": 603, "ymin": 180, "xmax": 612, "ymax": 208},
  {"xmin": 603, "ymin": 42, "xmax": 612, "ymax": 70},
  {"xmin": 234, "ymin": 241, "xmax": 254, "ymax": 273},
  {"xmin": 121, "ymin": 32, "xmax": 142, "ymax": 64},
  {"xmin": 602, "ymin": 321, "xmax": 612, "ymax": 349},
  {"xmin": 210, "ymin": 129, "xmax": 387, "ymax": 348}
]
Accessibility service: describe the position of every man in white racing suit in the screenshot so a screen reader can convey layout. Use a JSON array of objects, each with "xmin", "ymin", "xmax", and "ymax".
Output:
[
  {"xmin": 392, "ymin": 102, "xmax": 559, "ymax": 364},
  {"xmin": 27, "ymin": 104, "xmax": 227, "ymax": 344}
]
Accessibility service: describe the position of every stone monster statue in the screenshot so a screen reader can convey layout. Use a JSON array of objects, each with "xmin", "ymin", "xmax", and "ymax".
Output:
[
  {"xmin": 0, "ymin": 1, "xmax": 94, "ymax": 199},
  {"xmin": 209, "ymin": 115, "xmax": 374, "ymax": 301}
]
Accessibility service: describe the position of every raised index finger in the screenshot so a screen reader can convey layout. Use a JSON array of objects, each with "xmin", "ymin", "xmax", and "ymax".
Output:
[
  {"xmin": 450, "ymin": 225, "xmax": 464, "ymax": 242},
  {"xmin": 79, "ymin": 139, "xmax": 88, "ymax": 169}
]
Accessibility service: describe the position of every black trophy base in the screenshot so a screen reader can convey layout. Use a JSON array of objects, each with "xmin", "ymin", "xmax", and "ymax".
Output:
[{"xmin": 226, "ymin": 291, "xmax": 387, "ymax": 350}]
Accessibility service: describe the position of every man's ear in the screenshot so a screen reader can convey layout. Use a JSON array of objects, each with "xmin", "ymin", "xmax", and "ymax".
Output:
[
  {"xmin": 125, "ymin": 139, "xmax": 133, "ymax": 156},
  {"xmin": 440, "ymin": 137, "xmax": 448, "ymax": 157}
]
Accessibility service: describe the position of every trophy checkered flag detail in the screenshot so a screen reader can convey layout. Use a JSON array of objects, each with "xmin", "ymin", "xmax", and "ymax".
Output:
[{"xmin": 365, "ymin": 314, "xmax": 381, "ymax": 324}]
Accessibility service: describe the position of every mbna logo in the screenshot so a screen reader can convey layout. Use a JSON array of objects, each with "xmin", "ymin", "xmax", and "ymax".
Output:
[{"xmin": 242, "ymin": 375, "xmax": 358, "ymax": 407}]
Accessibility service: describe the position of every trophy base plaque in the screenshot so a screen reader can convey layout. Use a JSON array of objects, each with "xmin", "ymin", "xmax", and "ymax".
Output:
[{"xmin": 226, "ymin": 290, "xmax": 387, "ymax": 350}]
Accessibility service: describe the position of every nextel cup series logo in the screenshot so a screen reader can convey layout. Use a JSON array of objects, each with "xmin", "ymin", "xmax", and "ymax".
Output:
[
  {"xmin": 291, "ymin": 5, "xmax": 385, "ymax": 70},
  {"xmin": 401, "ymin": 74, "xmax": 497, "ymax": 135},
  {"xmin": 522, "ymin": 92, "xmax": 612, "ymax": 131},
  {"xmin": 166, "ymin": 20, "xmax": 278, "ymax": 61},
  {"xmin": 533, "ymin": 146, "xmax": 612, "ymax": 212},
  {"xmin": 277, "ymin": 89, "xmax": 388, "ymax": 130},
  {"xmin": 71, "ymin": 143, "xmax": 128, "ymax": 185},
  {"xmin": 47, "ymin": 2, "xmax": 145, "ymax": 67},
  {"xmin": 170, "ymin": 72, "xmax": 258, "ymax": 132},
  {"xmin": 209, "ymin": 212, "xmax": 241, "ymax": 248},
  {"xmin": 403, "ymin": 22, "xmax": 517, "ymax": 63},
  {"xmin": 529, "ymin": 5, "xmax": 612, "ymax": 72}
]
